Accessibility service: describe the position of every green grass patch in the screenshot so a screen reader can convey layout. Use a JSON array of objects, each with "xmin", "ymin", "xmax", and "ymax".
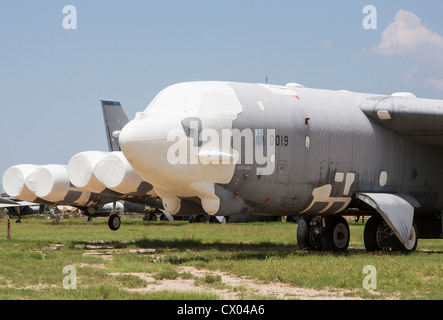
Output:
[{"xmin": 0, "ymin": 217, "xmax": 441, "ymax": 300}]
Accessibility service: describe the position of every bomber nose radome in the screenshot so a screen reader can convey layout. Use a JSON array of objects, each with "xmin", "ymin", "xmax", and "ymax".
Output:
[
  {"xmin": 119, "ymin": 112, "xmax": 186, "ymax": 186},
  {"xmin": 119, "ymin": 82, "xmax": 243, "ymax": 216},
  {"xmin": 120, "ymin": 112, "xmax": 180, "ymax": 144}
]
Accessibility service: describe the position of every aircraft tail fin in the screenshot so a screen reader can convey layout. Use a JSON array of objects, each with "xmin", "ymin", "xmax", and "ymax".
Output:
[{"xmin": 101, "ymin": 100, "xmax": 129, "ymax": 152}]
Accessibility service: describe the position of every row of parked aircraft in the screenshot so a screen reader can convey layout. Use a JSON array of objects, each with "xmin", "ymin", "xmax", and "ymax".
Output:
[
  {"xmin": 1, "ymin": 101, "xmax": 165, "ymax": 226},
  {"xmin": 3, "ymin": 81, "xmax": 442, "ymax": 253},
  {"xmin": 1, "ymin": 99, "xmax": 274, "ymax": 225}
]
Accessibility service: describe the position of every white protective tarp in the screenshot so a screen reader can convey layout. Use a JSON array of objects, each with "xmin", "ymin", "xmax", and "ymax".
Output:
[
  {"xmin": 2, "ymin": 164, "xmax": 40, "ymax": 202},
  {"xmin": 25, "ymin": 164, "xmax": 92, "ymax": 205},
  {"xmin": 94, "ymin": 151, "xmax": 155, "ymax": 197},
  {"xmin": 67, "ymin": 151, "xmax": 109, "ymax": 193},
  {"xmin": 357, "ymin": 193, "xmax": 415, "ymax": 244}
]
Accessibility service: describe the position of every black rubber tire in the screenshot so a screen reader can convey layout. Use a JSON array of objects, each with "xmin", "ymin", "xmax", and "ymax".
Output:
[
  {"xmin": 390, "ymin": 222, "xmax": 418, "ymax": 254},
  {"xmin": 296, "ymin": 218, "xmax": 311, "ymax": 250},
  {"xmin": 108, "ymin": 214, "xmax": 121, "ymax": 231},
  {"xmin": 321, "ymin": 216, "xmax": 350, "ymax": 252},
  {"xmin": 149, "ymin": 213, "xmax": 158, "ymax": 221},
  {"xmin": 364, "ymin": 215, "xmax": 383, "ymax": 251}
]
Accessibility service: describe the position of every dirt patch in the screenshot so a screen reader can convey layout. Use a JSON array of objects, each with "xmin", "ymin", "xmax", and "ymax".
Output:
[
  {"xmin": 0, "ymin": 280, "xmax": 58, "ymax": 291},
  {"xmin": 109, "ymin": 266, "xmax": 365, "ymax": 300},
  {"xmin": 79, "ymin": 242, "xmax": 380, "ymax": 300},
  {"xmin": 80, "ymin": 242, "xmax": 157, "ymax": 261}
]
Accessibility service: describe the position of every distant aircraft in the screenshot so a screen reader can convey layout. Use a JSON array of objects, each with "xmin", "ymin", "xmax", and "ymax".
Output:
[
  {"xmin": 0, "ymin": 197, "xmax": 44, "ymax": 222},
  {"xmin": 118, "ymin": 81, "xmax": 443, "ymax": 253},
  {"xmin": 1, "ymin": 101, "xmax": 143, "ymax": 227}
]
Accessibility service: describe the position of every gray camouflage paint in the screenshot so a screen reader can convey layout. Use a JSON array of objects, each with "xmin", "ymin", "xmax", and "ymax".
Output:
[{"xmin": 221, "ymin": 83, "xmax": 443, "ymax": 224}]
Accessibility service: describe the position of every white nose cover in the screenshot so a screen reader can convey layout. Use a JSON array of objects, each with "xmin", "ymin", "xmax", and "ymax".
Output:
[{"xmin": 119, "ymin": 82, "xmax": 244, "ymax": 215}]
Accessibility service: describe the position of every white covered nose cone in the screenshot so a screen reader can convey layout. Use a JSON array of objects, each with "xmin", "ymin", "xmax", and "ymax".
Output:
[
  {"xmin": 67, "ymin": 151, "xmax": 109, "ymax": 193},
  {"xmin": 94, "ymin": 152, "xmax": 156, "ymax": 197},
  {"xmin": 25, "ymin": 164, "xmax": 92, "ymax": 204},
  {"xmin": 3, "ymin": 164, "xmax": 40, "ymax": 201}
]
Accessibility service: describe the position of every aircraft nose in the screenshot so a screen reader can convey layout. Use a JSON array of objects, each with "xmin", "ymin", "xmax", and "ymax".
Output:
[
  {"xmin": 119, "ymin": 109, "xmax": 238, "ymax": 214},
  {"xmin": 119, "ymin": 112, "xmax": 178, "ymax": 144},
  {"xmin": 119, "ymin": 112, "xmax": 185, "ymax": 182}
]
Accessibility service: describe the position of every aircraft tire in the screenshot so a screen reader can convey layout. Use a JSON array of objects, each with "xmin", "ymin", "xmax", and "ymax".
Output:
[
  {"xmin": 364, "ymin": 215, "xmax": 384, "ymax": 251},
  {"xmin": 296, "ymin": 218, "xmax": 311, "ymax": 250},
  {"xmin": 108, "ymin": 214, "xmax": 121, "ymax": 231},
  {"xmin": 390, "ymin": 222, "xmax": 418, "ymax": 254},
  {"xmin": 321, "ymin": 216, "xmax": 350, "ymax": 252},
  {"xmin": 209, "ymin": 216, "xmax": 219, "ymax": 224}
]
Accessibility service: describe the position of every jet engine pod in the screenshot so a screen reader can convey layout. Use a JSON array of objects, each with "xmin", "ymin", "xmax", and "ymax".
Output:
[
  {"xmin": 68, "ymin": 151, "xmax": 110, "ymax": 193},
  {"xmin": 93, "ymin": 151, "xmax": 156, "ymax": 197},
  {"xmin": 25, "ymin": 164, "xmax": 92, "ymax": 205},
  {"xmin": 191, "ymin": 183, "xmax": 250, "ymax": 216},
  {"xmin": 3, "ymin": 164, "xmax": 40, "ymax": 202},
  {"xmin": 157, "ymin": 183, "xmax": 250, "ymax": 217},
  {"xmin": 212, "ymin": 184, "xmax": 250, "ymax": 216},
  {"xmin": 167, "ymin": 198, "xmax": 207, "ymax": 217}
]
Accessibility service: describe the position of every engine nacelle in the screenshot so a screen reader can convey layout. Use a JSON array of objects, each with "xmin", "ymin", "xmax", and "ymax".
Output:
[
  {"xmin": 3, "ymin": 164, "xmax": 40, "ymax": 202},
  {"xmin": 161, "ymin": 185, "xmax": 250, "ymax": 217},
  {"xmin": 25, "ymin": 164, "xmax": 93, "ymax": 206},
  {"xmin": 84, "ymin": 202, "xmax": 124, "ymax": 216},
  {"xmin": 123, "ymin": 201, "xmax": 154, "ymax": 214},
  {"xmin": 68, "ymin": 151, "xmax": 123, "ymax": 198},
  {"xmin": 94, "ymin": 151, "xmax": 156, "ymax": 197},
  {"xmin": 68, "ymin": 151, "xmax": 108, "ymax": 193}
]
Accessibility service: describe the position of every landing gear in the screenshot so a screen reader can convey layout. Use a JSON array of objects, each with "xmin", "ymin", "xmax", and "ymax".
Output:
[
  {"xmin": 297, "ymin": 213, "xmax": 418, "ymax": 253},
  {"xmin": 364, "ymin": 215, "xmax": 418, "ymax": 253},
  {"xmin": 108, "ymin": 214, "xmax": 121, "ymax": 231},
  {"xmin": 297, "ymin": 216, "xmax": 350, "ymax": 252},
  {"xmin": 297, "ymin": 217, "xmax": 322, "ymax": 250},
  {"xmin": 321, "ymin": 216, "xmax": 350, "ymax": 252},
  {"xmin": 143, "ymin": 212, "xmax": 158, "ymax": 221},
  {"xmin": 189, "ymin": 215, "xmax": 207, "ymax": 223},
  {"xmin": 364, "ymin": 215, "xmax": 390, "ymax": 251},
  {"xmin": 390, "ymin": 222, "xmax": 418, "ymax": 253}
]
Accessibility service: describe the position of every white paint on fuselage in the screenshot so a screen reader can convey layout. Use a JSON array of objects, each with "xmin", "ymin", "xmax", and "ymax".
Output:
[
  {"xmin": 119, "ymin": 82, "xmax": 243, "ymax": 214},
  {"xmin": 300, "ymin": 184, "xmax": 352, "ymax": 214}
]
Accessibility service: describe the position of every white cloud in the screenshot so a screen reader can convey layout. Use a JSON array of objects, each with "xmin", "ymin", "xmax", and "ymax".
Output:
[
  {"xmin": 373, "ymin": 10, "xmax": 443, "ymax": 57},
  {"xmin": 373, "ymin": 10, "xmax": 443, "ymax": 97}
]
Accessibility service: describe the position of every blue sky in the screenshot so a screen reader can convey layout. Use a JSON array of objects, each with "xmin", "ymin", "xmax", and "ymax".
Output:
[{"xmin": 1, "ymin": 0, "xmax": 442, "ymax": 188}]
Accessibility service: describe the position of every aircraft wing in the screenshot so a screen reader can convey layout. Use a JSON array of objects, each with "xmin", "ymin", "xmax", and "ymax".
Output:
[
  {"xmin": 0, "ymin": 197, "xmax": 37, "ymax": 208},
  {"xmin": 360, "ymin": 95, "xmax": 443, "ymax": 150}
]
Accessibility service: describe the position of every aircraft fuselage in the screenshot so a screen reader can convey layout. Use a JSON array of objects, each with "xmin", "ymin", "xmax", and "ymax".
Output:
[{"xmin": 120, "ymin": 82, "xmax": 443, "ymax": 219}]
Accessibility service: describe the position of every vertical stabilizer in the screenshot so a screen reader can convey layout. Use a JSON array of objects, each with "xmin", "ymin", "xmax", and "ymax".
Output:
[{"xmin": 101, "ymin": 100, "xmax": 129, "ymax": 152}]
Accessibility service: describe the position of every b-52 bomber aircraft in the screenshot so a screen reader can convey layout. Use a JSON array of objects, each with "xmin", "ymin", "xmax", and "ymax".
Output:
[{"xmin": 118, "ymin": 81, "xmax": 443, "ymax": 253}]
